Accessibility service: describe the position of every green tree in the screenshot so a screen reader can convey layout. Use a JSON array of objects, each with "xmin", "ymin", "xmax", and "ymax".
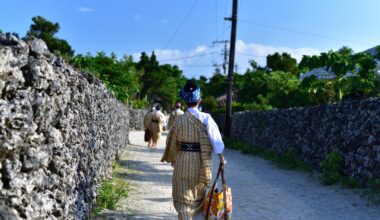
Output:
[
  {"xmin": 71, "ymin": 52, "xmax": 142, "ymax": 105},
  {"xmin": 27, "ymin": 16, "xmax": 74, "ymax": 58},
  {"xmin": 299, "ymin": 54, "xmax": 321, "ymax": 72},
  {"xmin": 136, "ymin": 52, "xmax": 186, "ymax": 110},
  {"xmin": 205, "ymin": 73, "xmax": 226, "ymax": 97},
  {"xmin": 337, "ymin": 46, "xmax": 353, "ymax": 57},
  {"xmin": 375, "ymin": 46, "xmax": 380, "ymax": 59},
  {"xmin": 238, "ymin": 70, "xmax": 269, "ymax": 103},
  {"xmin": 267, "ymin": 52, "xmax": 298, "ymax": 74}
]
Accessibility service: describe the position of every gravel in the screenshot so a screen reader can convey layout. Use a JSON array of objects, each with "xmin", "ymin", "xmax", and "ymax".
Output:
[{"xmin": 98, "ymin": 131, "xmax": 380, "ymax": 220}]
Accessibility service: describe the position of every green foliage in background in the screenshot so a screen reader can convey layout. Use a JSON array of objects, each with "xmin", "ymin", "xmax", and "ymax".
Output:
[
  {"xmin": 19, "ymin": 16, "xmax": 380, "ymax": 112},
  {"xmin": 71, "ymin": 52, "xmax": 142, "ymax": 105},
  {"xmin": 27, "ymin": 16, "xmax": 74, "ymax": 58},
  {"xmin": 267, "ymin": 52, "xmax": 298, "ymax": 74},
  {"xmin": 136, "ymin": 52, "xmax": 187, "ymax": 110}
]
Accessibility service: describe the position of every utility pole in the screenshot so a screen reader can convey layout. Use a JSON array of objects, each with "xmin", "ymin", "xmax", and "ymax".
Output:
[
  {"xmin": 224, "ymin": 0, "xmax": 238, "ymax": 137},
  {"xmin": 213, "ymin": 40, "xmax": 230, "ymax": 75}
]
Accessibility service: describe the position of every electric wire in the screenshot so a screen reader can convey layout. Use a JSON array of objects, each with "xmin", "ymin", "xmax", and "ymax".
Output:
[
  {"xmin": 163, "ymin": 0, "xmax": 199, "ymax": 49},
  {"xmin": 159, "ymin": 51, "xmax": 219, "ymax": 62},
  {"xmin": 239, "ymin": 19, "xmax": 371, "ymax": 47}
]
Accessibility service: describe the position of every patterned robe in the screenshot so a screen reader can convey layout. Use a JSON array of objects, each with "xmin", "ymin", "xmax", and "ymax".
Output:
[
  {"xmin": 161, "ymin": 112, "xmax": 212, "ymax": 219},
  {"xmin": 149, "ymin": 111, "xmax": 164, "ymax": 142}
]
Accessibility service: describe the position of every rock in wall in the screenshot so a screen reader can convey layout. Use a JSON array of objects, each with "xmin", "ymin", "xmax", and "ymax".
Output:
[
  {"xmin": 0, "ymin": 35, "xmax": 129, "ymax": 219},
  {"xmin": 227, "ymin": 99, "xmax": 380, "ymax": 183},
  {"xmin": 129, "ymin": 109, "xmax": 149, "ymax": 131}
]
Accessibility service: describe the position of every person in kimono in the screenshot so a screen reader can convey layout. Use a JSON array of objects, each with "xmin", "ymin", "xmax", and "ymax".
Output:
[
  {"xmin": 168, "ymin": 101, "xmax": 184, "ymax": 130},
  {"xmin": 161, "ymin": 80, "xmax": 226, "ymax": 220},
  {"xmin": 143, "ymin": 107, "xmax": 155, "ymax": 147},
  {"xmin": 149, "ymin": 104, "xmax": 167, "ymax": 148}
]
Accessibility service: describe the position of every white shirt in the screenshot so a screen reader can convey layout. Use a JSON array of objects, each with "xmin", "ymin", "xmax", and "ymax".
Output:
[
  {"xmin": 187, "ymin": 107, "xmax": 225, "ymax": 154},
  {"xmin": 155, "ymin": 110, "xmax": 167, "ymax": 127},
  {"xmin": 174, "ymin": 108, "xmax": 184, "ymax": 115}
]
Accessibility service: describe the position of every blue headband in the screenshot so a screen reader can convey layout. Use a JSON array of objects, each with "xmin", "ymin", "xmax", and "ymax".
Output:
[{"xmin": 179, "ymin": 86, "xmax": 201, "ymax": 103}]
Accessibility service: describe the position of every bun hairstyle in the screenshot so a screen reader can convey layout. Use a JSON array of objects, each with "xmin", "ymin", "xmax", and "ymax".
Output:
[
  {"xmin": 155, "ymin": 104, "xmax": 161, "ymax": 111},
  {"xmin": 183, "ymin": 79, "xmax": 198, "ymax": 92}
]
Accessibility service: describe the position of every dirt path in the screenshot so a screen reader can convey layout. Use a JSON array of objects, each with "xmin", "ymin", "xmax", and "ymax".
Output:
[{"xmin": 99, "ymin": 131, "xmax": 380, "ymax": 220}]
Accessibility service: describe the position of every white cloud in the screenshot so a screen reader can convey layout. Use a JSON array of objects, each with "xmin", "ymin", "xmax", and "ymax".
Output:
[
  {"xmin": 78, "ymin": 7, "xmax": 94, "ymax": 13},
  {"xmin": 132, "ymin": 40, "xmax": 321, "ymax": 78}
]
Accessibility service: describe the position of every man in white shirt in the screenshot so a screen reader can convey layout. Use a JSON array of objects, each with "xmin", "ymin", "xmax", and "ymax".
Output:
[{"xmin": 161, "ymin": 80, "xmax": 226, "ymax": 220}]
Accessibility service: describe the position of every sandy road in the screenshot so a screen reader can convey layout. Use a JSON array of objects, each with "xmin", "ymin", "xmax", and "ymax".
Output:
[{"xmin": 98, "ymin": 131, "xmax": 380, "ymax": 220}]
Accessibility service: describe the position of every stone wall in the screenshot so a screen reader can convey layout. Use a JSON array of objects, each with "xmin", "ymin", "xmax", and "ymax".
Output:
[
  {"xmin": 129, "ymin": 109, "xmax": 149, "ymax": 131},
  {"xmin": 0, "ymin": 35, "xmax": 129, "ymax": 219},
  {"xmin": 227, "ymin": 99, "xmax": 380, "ymax": 183}
]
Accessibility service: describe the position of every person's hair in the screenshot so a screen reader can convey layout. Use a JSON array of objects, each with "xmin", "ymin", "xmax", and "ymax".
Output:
[
  {"xmin": 186, "ymin": 102, "xmax": 198, "ymax": 107},
  {"xmin": 183, "ymin": 80, "xmax": 199, "ymax": 107},
  {"xmin": 155, "ymin": 105, "xmax": 161, "ymax": 111},
  {"xmin": 183, "ymin": 80, "xmax": 197, "ymax": 92},
  {"xmin": 175, "ymin": 101, "xmax": 181, "ymax": 109}
]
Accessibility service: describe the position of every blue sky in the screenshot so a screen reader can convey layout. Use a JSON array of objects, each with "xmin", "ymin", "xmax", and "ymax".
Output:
[{"xmin": 1, "ymin": 0, "xmax": 379, "ymax": 78}]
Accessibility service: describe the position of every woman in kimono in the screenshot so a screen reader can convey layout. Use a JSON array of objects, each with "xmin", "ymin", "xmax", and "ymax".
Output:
[
  {"xmin": 161, "ymin": 80, "xmax": 226, "ymax": 220},
  {"xmin": 168, "ymin": 101, "xmax": 184, "ymax": 130},
  {"xmin": 149, "ymin": 105, "xmax": 166, "ymax": 148}
]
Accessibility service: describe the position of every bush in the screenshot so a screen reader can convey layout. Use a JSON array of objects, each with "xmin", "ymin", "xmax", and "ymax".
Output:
[
  {"xmin": 92, "ymin": 163, "xmax": 129, "ymax": 215},
  {"xmin": 341, "ymin": 176, "xmax": 362, "ymax": 189},
  {"xmin": 365, "ymin": 178, "xmax": 380, "ymax": 204},
  {"xmin": 319, "ymin": 151, "xmax": 344, "ymax": 185},
  {"xmin": 132, "ymin": 99, "xmax": 150, "ymax": 109},
  {"xmin": 202, "ymin": 96, "xmax": 218, "ymax": 113}
]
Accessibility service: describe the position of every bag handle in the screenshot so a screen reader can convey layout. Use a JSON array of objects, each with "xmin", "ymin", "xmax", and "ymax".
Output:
[{"xmin": 206, "ymin": 163, "xmax": 228, "ymax": 218}]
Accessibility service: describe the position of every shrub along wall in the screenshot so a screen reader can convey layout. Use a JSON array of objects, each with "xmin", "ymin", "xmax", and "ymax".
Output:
[
  {"xmin": 225, "ymin": 98, "xmax": 380, "ymax": 184},
  {"xmin": 0, "ymin": 35, "xmax": 129, "ymax": 219}
]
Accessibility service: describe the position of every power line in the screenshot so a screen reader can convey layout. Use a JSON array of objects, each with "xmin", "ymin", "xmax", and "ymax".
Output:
[
  {"xmin": 239, "ymin": 19, "xmax": 371, "ymax": 47},
  {"xmin": 159, "ymin": 51, "xmax": 219, "ymax": 62},
  {"xmin": 163, "ymin": 0, "xmax": 199, "ymax": 49}
]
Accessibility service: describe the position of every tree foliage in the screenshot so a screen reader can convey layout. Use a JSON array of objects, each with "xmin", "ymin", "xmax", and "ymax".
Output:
[
  {"xmin": 71, "ymin": 52, "xmax": 142, "ymax": 105},
  {"xmin": 27, "ymin": 16, "xmax": 74, "ymax": 58},
  {"xmin": 267, "ymin": 52, "xmax": 298, "ymax": 74}
]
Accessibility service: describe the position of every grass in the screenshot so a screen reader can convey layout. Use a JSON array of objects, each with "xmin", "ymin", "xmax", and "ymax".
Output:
[{"xmin": 92, "ymin": 162, "xmax": 130, "ymax": 215}]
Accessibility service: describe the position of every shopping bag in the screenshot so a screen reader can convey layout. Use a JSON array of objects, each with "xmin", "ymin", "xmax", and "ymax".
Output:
[
  {"xmin": 144, "ymin": 129, "xmax": 151, "ymax": 142},
  {"xmin": 203, "ymin": 163, "xmax": 232, "ymax": 220}
]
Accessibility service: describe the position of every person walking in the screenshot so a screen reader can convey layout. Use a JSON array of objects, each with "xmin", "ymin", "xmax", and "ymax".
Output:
[
  {"xmin": 161, "ymin": 80, "xmax": 226, "ymax": 220},
  {"xmin": 150, "ymin": 105, "xmax": 166, "ymax": 148},
  {"xmin": 143, "ymin": 107, "xmax": 155, "ymax": 147},
  {"xmin": 168, "ymin": 101, "xmax": 184, "ymax": 130}
]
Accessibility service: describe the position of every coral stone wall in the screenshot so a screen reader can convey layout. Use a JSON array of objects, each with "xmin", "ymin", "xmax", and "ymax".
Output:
[
  {"xmin": 0, "ymin": 35, "xmax": 129, "ymax": 219},
  {"xmin": 129, "ymin": 109, "xmax": 149, "ymax": 131},
  {"xmin": 225, "ymin": 99, "xmax": 380, "ymax": 183}
]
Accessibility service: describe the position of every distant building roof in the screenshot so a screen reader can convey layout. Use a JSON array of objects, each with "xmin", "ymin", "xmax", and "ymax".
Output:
[
  {"xmin": 300, "ymin": 46, "xmax": 380, "ymax": 80},
  {"xmin": 215, "ymin": 92, "xmax": 237, "ymax": 107}
]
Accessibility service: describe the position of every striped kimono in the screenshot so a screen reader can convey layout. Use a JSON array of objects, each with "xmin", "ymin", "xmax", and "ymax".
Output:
[{"xmin": 161, "ymin": 112, "xmax": 212, "ymax": 220}]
